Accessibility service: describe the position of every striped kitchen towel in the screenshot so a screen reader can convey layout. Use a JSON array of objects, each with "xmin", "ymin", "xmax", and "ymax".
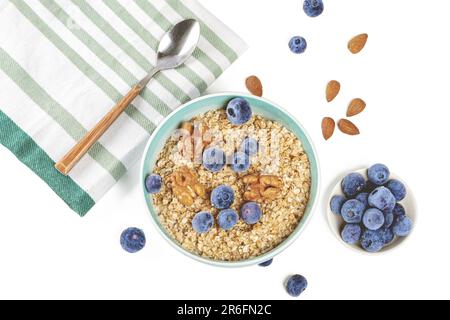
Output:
[{"xmin": 0, "ymin": 0, "xmax": 246, "ymax": 216}]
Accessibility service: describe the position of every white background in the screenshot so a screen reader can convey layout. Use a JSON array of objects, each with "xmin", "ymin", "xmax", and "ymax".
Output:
[{"xmin": 0, "ymin": 0, "xmax": 449, "ymax": 300}]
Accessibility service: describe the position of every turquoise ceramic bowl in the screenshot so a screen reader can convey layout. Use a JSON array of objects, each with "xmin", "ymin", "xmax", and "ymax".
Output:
[{"xmin": 141, "ymin": 92, "xmax": 320, "ymax": 267}]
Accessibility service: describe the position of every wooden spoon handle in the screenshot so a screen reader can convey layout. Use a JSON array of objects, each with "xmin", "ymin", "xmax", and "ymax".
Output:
[{"xmin": 55, "ymin": 84, "xmax": 142, "ymax": 175}]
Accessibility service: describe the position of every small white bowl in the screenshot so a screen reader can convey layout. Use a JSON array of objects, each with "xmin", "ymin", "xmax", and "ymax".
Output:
[{"xmin": 326, "ymin": 168, "xmax": 417, "ymax": 254}]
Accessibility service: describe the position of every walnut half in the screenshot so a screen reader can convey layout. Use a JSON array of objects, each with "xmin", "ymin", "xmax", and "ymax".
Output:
[
  {"xmin": 171, "ymin": 167, "xmax": 207, "ymax": 206},
  {"xmin": 243, "ymin": 174, "xmax": 283, "ymax": 202}
]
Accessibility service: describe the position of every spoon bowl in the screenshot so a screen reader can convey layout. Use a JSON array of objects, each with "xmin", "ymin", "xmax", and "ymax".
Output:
[{"xmin": 156, "ymin": 19, "xmax": 200, "ymax": 70}]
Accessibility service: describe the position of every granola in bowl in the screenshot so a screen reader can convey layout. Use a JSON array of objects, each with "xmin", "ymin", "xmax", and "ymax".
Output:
[{"xmin": 149, "ymin": 99, "xmax": 312, "ymax": 262}]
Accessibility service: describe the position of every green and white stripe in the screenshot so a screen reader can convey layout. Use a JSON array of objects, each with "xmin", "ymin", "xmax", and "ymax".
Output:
[{"xmin": 0, "ymin": 0, "xmax": 246, "ymax": 216}]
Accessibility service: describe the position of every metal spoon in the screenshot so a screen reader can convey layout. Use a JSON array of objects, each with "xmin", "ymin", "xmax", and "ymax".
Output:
[{"xmin": 55, "ymin": 19, "xmax": 200, "ymax": 175}]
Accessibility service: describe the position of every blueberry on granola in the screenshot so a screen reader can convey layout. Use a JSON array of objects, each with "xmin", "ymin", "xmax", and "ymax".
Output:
[
  {"xmin": 230, "ymin": 152, "xmax": 250, "ymax": 173},
  {"xmin": 289, "ymin": 36, "xmax": 307, "ymax": 54},
  {"xmin": 368, "ymin": 186, "xmax": 396, "ymax": 212},
  {"xmin": 241, "ymin": 137, "xmax": 259, "ymax": 156},
  {"xmin": 203, "ymin": 147, "xmax": 226, "ymax": 172},
  {"xmin": 211, "ymin": 185, "xmax": 235, "ymax": 209},
  {"xmin": 341, "ymin": 199, "xmax": 365, "ymax": 223},
  {"xmin": 286, "ymin": 274, "xmax": 308, "ymax": 297},
  {"xmin": 145, "ymin": 174, "xmax": 162, "ymax": 194},
  {"xmin": 368, "ymin": 163, "xmax": 390, "ymax": 186},
  {"xmin": 226, "ymin": 97, "xmax": 252, "ymax": 125},
  {"xmin": 218, "ymin": 209, "xmax": 239, "ymax": 230},
  {"xmin": 241, "ymin": 202, "xmax": 262, "ymax": 225},
  {"xmin": 192, "ymin": 211, "xmax": 214, "ymax": 234},
  {"xmin": 303, "ymin": 0, "xmax": 324, "ymax": 18},
  {"xmin": 341, "ymin": 172, "xmax": 366, "ymax": 197},
  {"xmin": 120, "ymin": 227, "xmax": 146, "ymax": 253}
]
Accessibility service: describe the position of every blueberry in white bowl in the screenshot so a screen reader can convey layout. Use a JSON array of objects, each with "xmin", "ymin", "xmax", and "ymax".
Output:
[
  {"xmin": 368, "ymin": 186, "xmax": 396, "ymax": 212},
  {"xmin": 341, "ymin": 199, "xmax": 365, "ymax": 224},
  {"xmin": 330, "ymin": 195, "xmax": 346, "ymax": 215},
  {"xmin": 327, "ymin": 165, "xmax": 416, "ymax": 254},
  {"xmin": 386, "ymin": 179, "xmax": 407, "ymax": 201},
  {"xmin": 341, "ymin": 172, "xmax": 366, "ymax": 197},
  {"xmin": 368, "ymin": 163, "xmax": 390, "ymax": 186},
  {"xmin": 341, "ymin": 224, "xmax": 362, "ymax": 245}
]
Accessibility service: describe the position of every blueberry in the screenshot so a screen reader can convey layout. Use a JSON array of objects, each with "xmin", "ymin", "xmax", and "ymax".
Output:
[
  {"xmin": 361, "ymin": 229, "xmax": 384, "ymax": 253},
  {"xmin": 355, "ymin": 192, "xmax": 369, "ymax": 209},
  {"xmin": 385, "ymin": 179, "xmax": 407, "ymax": 201},
  {"xmin": 289, "ymin": 36, "xmax": 307, "ymax": 54},
  {"xmin": 120, "ymin": 227, "xmax": 146, "ymax": 253},
  {"xmin": 341, "ymin": 224, "xmax": 362, "ymax": 245},
  {"xmin": 393, "ymin": 203, "xmax": 406, "ymax": 217},
  {"xmin": 211, "ymin": 185, "xmax": 235, "ymax": 209},
  {"xmin": 230, "ymin": 152, "xmax": 250, "ymax": 173},
  {"xmin": 241, "ymin": 137, "xmax": 259, "ymax": 156},
  {"xmin": 145, "ymin": 174, "xmax": 162, "ymax": 194},
  {"xmin": 363, "ymin": 208, "xmax": 385, "ymax": 231},
  {"xmin": 303, "ymin": 0, "xmax": 324, "ymax": 18},
  {"xmin": 340, "ymin": 199, "xmax": 365, "ymax": 223},
  {"xmin": 368, "ymin": 164, "xmax": 390, "ymax": 185},
  {"xmin": 241, "ymin": 202, "xmax": 262, "ymax": 225},
  {"xmin": 341, "ymin": 173, "xmax": 366, "ymax": 197},
  {"xmin": 286, "ymin": 274, "xmax": 308, "ymax": 297},
  {"xmin": 384, "ymin": 212, "xmax": 394, "ymax": 228},
  {"xmin": 392, "ymin": 215, "xmax": 413, "ymax": 237},
  {"xmin": 192, "ymin": 211, "xmax": 214, "ymax": 234},
  {"xmin": 259, "ymin": 259, "xmax": 273, "ymax": 267},
  {"xmin": 218, "ymin": 209, "xmax": 239, "ymax": 230},
  {"xmin": 203, "ymin": 147, "xmax": 226, "ymax": 172},
  {"xmin": 330, "ymin": 195, "xmax": 346, "ymax": 215},
  {"xmin": 226, "ymin": 98, "xmax": 252, "ymax": 125},
  {"xmin": 368, "ymin": 186, "xmax": 396, "ymax": 212},
  {"xmin": 379, "ymin": 227, "xmax": 395, "ymax": 246}
]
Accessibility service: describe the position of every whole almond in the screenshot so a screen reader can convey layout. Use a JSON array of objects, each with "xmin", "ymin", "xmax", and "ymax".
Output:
[
  {"xmin": 321, "ymin": 117, "xmax": 336, "ymax": 140},
  {"xmin": 246, "ymin": 75, "xmax": 263, "ymax": 97},
  {"xmin": 348, "ymin": 33, "xmax": 368, "ymax": 54},
  {"xmin": 338, "ymin": 119, "xmax": 360, "ymax": 135},
  {"xmin": 326, "ymin": 80, "xmax": 341, "ymax": 102},
  {"xmin": 346, "ymin": 98, "xmax": 366, "ymax": 117}
]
